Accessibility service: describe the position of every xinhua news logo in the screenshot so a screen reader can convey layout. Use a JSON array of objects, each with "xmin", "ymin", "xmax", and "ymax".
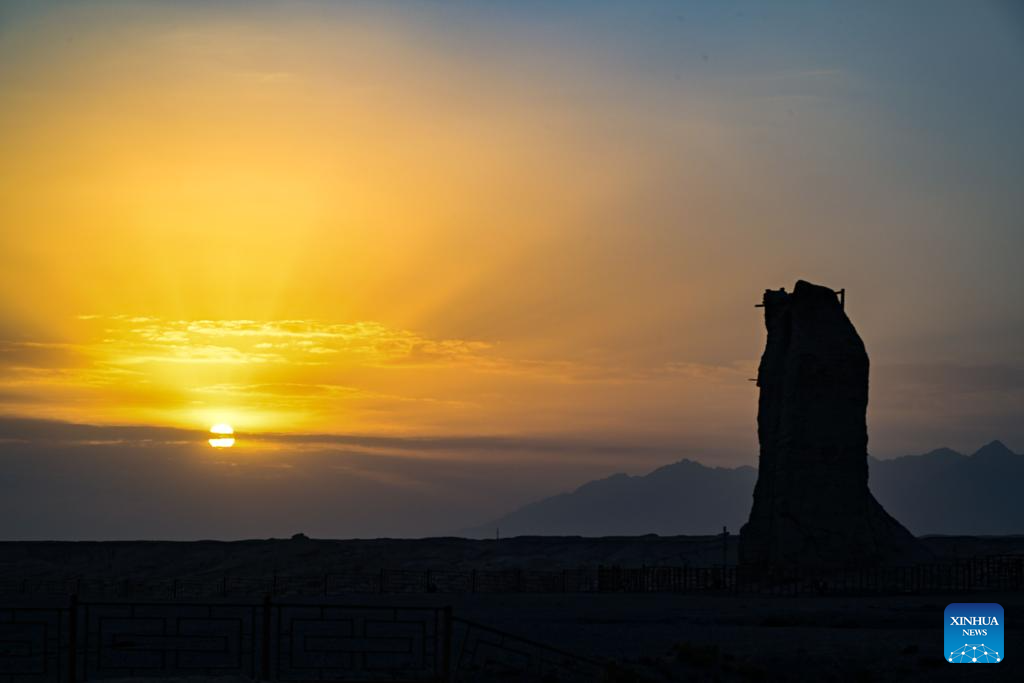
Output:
[{"xmin": 945, "ymin": 603, "xmax": 1003, "ymax": 663}]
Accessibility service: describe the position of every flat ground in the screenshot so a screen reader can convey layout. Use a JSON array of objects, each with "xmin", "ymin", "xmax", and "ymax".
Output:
[
  {"xmin": 3, "ymin": 537, "xmax": 1023, "ymax": 681},
  {"xmin": 72, "ymin": 592, "xmax": 1024, "ymax": 682},
  {"xmin": 283, "ymin": 590, "xmax": 1019, "ymax": 682},
  {"xmin": 2, "ymin": 535, "xmax": 1022, "ymax": 577}
]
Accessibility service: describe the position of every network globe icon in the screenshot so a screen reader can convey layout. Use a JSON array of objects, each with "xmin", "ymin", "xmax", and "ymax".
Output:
[{"xmin": 948, "ymin": 644, "xmax": 1000, "ymax": 663}]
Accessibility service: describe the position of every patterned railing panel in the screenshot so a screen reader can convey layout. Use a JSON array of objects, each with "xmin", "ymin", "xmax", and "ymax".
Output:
[
  {"xmin": 275, "ymin": 604, "xmax": 443, "ymax": 681},
  {"xmin": 0, "ymin": 607, "xmax": 66, "ymax": 683},
  {"xmin": 80, "ymin": 602, "xmax": 258, "ymax": 680}
]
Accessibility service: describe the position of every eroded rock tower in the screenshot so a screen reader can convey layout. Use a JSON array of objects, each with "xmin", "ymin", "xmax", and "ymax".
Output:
[{"xmin": 739, "ymin": 280, "xmax": 928, "ymax": 570}]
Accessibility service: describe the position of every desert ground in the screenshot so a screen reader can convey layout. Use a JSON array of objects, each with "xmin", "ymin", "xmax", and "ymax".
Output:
[
  {"xmin": 30, "ymin": 592, "xmax": 1023, "ymax": 682},
  {"xmin": 231, "ymin": 589, "xmax": 1018, "ymax": 683},
  {"xmin": 3, "ymin": 535, "xmax": 1023, "ymax": 578},
  {"xmin": 3, "ymin": 536, "xmax": 1023, "ymax": 681}
]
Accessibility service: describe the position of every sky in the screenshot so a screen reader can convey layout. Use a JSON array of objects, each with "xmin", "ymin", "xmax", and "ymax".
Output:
[{"xmin": 1, "ymin": 1, "xmax": 1022, "ymax": 538}]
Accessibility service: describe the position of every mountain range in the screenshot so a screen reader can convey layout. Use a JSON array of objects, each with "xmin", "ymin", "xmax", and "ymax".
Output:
[{"xmin": 464, "ymin": 441, "xmax": 1023, "ymax": 538}]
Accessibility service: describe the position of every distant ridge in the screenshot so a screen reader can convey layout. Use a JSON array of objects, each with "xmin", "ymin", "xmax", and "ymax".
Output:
[
  {"xmin": 463, "ymin": 442, "xmax": 1023, "ymax": 538},
  {"xmin": 870, "ymin": 440, "xmax": 1024, "ymax": 536},
  {"xmin": 463, "ymin": 460, "xmax": 756, "ymax": 538}
]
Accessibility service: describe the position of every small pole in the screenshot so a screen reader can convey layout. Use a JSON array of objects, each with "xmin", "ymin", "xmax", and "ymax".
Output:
[
  {"xmin": 261, "ymin": 593, "xmax": 272, "ymax": 680},
  {"xmin": 440, "ymin": 606, "xmax": 453, "ymax": 682},
  {"xmin": 67, "ymin": 594, "xmax": 78, "ymax": 683}
]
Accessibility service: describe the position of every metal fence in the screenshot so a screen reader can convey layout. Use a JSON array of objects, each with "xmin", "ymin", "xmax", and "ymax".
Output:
[
  {"xmin": 78, "ymin": 600, "xmax": 261, "ymax": 681},
  {"xmin": 4, "ymin": 555, "xmax": 1023, "ymax": 600},
  {"xmin": 450, "ymin": 618, "xmax": 603, "ymax": 683},
  {"xmin": 0, "ymin": 598, "xmax": 605, "ymax": 682},
  {"xmin": 0, "ymin": 605, "xmax": 68, "ymax": 683}
]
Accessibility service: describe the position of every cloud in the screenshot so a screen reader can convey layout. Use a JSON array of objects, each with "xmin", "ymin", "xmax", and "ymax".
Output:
[
  {"xmin": 0, "ymin": 416, "xmax": 682, "ymax": 459},
  {"xmin": 0, "ymin": 416, "xmax": 201, "ymax": 445},
  {"xmin": 0, "ymin": 316, "xmax": 504, "ymax": 429},
  {"xmin": 0, "ymin": 314, "xmax": 762, "ymax": 443},
  {"xmin": 92, "ymin": 317, "xmax": 495, "ymax": 367},
  {"xmin": 0, "ymin": 416, "xmax": 728, "ymax": 539}
]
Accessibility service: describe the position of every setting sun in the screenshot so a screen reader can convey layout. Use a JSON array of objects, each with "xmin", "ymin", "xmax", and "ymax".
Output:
[{"xmin": 208, "ymin": 423, "xmax": 235, "ymax": 448}]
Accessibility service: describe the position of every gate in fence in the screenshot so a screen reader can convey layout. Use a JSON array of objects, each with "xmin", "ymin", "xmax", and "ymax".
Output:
[{"xmin": 0, "ymin": 598, "xmax": 602, "ymax": 682}]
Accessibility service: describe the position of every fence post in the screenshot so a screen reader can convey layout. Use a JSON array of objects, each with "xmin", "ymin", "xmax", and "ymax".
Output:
[
  {"xmin": 440, "ymin": 606, "xmax": 453, "ymax": 683},
  {"xmin": 379, "ymin": 569, "xmax": 386, "ymax": 594},
  {"xmin": 67, "ymin": 594, "xmax": 78, "ymax": 683},
  {"xmin": 261, "ymin": 593, "xmax": 272, "ymax": 681}
]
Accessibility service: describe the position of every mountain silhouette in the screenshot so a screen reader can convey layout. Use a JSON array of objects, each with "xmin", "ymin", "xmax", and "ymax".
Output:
[
  {"xmin": 870, "ymin": 440, "xmax": 1024, "ymax": 536},
  {"xmin": 464, "ymin": 441, "xmax": 1022, "ymax": 538},
  {"xmin": 464, "ymin": 460, "xmax": 757, "ymax": 537}
]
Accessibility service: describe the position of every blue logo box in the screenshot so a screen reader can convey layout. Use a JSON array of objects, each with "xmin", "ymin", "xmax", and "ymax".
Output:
[{"xmin": 945, "ymin": 603, "xmax": 1003, "ymax": 663}]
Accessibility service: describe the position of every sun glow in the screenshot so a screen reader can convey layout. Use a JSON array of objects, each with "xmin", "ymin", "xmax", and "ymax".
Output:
[{"xmin": 208, "ymin": 423, "xmax": 235, "ymax": 448}]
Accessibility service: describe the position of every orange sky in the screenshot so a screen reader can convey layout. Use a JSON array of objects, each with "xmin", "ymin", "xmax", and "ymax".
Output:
[{"xmin": 1, "ymin": 1, "xmax": 1022, "ymax": 467}]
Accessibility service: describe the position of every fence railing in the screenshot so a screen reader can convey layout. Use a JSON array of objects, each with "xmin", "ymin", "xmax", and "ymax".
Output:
[
  {"xmin": 0, "ymin": 605, "xmax": 68, "ymax": 683},
  {"xmin": 3, "ymin": 555, "xmax": 1023, "ymax": 600},
  {"xmin": 450, "ymin": 617, "xmax": 604, "ymax": 683},
  {"xmin": 1, "ymin": 598, "xmax": 606, "ymax": 682}
]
